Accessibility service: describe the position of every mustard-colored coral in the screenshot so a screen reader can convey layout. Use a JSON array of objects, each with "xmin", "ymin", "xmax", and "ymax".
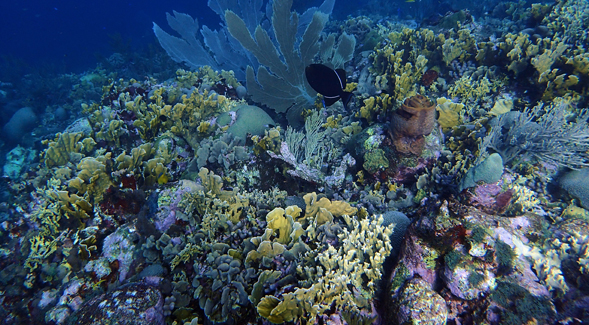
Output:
[
  {"xmin": 69, "ymin": 154, "xmax": 113, "ymax": 203},
  {"xmin": 532, "ymin": 41, "xmax": 568, "ymax": 78},
  {"xmin": 24, "ymin": 231, "xmax": 66, "ymax": 273},
  {"xmin": 167, "ymin": 90, "xmax": 234, "ymax": 148},
  {"xmin": 436, "ymin": 97, "xmax": 464, "ymax": 131},
  {"xmin": 115, "ymin": 143, "xmax": 154, "ymax": 172},
  {"xmin": 143, "ymin": 157, "xmax": 170, "ymax": 186},
  {"xmin": 566, "ymin": 52, "xmax": 589, "ymax": 76},
  {"xmin": 488, "ymin": 98, "xmax": 514, "ymax": 116},
  {"xmin": 198, "ymin": 167, "xmax": 224, "ymax": 196},
  {"xmin": 95, "ymin": 119, "xmax": 124, "ymax": 147},
  {"xmin": 371, "ymin": 30, "xmax": 429, "ymax": 101},
  {"xmin": 257, "ymin": 215, "xmax": 393, "ymax": 323},
  {"xmin": 49, "ymin": 190, "xmax": 93, "ymax": 221},
  {"xmin": 265, "ymin": 206, "xmax": 304, "ymax": 245},
  {"xmin": 302, "ymin": 192, "xmax": 358, "ymax": 225},
  {"xmin": 440, "ymin": 29, "xmax": 477, "ymax": 65},
  {"xmin": 43, "ymin": 132, "xmax": 86, "ymax": 168},
  {"xmin": 357, "ymin": 93, "xmax": 394, "ymax": 123},
  {"xmin": 448, "ymin": 75, "xmax": 494, "ymax": 103}
]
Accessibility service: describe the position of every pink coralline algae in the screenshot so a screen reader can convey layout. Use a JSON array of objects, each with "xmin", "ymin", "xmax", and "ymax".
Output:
[
  {"xmin": 468, "ymin": 183, "xmax": 513, "ymax": 214},
  {"xmin": 154, "ymin": 184, "xmax": 193, "ymax": 232},
  {"xmin": 102, "ymin": 226, "xmax": 137, "ymax": 282}
]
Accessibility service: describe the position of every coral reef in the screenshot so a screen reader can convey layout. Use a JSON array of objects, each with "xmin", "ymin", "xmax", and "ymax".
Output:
[{"xmin": 5, "ymin": 1, "xmax": 589, "ymax": 324}]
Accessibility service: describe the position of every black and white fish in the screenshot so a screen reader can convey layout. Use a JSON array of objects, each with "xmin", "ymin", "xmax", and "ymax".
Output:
[{"xmin": 305, "ymin": 63, "xmax": 354, "ymax": 109}]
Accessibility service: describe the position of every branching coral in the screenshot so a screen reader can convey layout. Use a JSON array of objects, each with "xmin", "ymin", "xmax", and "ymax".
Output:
[
  {"xmin": 543, "ymin": 0, "xmax": 589, "ymax": 46},
  {"xmin": 440, "ymin": 29, "xmax": 477, "ymax": 66},
  {"xmin": 357, "ymin": 93, "xmax": 395, "ymax": 123},
  {"xmin": 372, "ymin": 47, "xmax": 428, "ymax": 101},
  {"xmin": 258, "ymin": 215, "xmax": 393, "ymax": 323},
  {"xmin": 165, "ymin": 89, "xmax": 234, "ymax": 148}
]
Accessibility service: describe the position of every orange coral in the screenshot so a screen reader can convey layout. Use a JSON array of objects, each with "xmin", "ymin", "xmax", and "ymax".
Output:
[{"xmin": 390, "ymin": 94, "xmax": 436, "ymax": 155}]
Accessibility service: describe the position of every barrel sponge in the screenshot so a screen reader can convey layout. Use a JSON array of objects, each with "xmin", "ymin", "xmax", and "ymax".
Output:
[
  {"xmin": 558, "ymin": 168, "xmax": 589, "ymax": 210},
  {"xmin": 390, "ymin": 94, "xmax": 436, "ymax": 155},
  {"xmin": 2, "ymin": 107, "xmax": 37, "ymax": 144}
]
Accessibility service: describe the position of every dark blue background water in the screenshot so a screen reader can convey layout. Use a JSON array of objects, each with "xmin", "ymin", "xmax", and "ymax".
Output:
[
  {"xmin": 0, "ymin": 0, "xmax": 220, "ymax": 72},
  {"xmin": 0, "ymin": 0, "xmax": 368, "ymax": 73}
]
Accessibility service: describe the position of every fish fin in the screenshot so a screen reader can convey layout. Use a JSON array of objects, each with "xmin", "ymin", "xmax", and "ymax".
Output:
[
  {"xmin": 324, "ymin": 96, "xmax": 340, "ymax": 106},
  {"xmin": 341, "ymin": 92, "xmax": 354, "ymax": 109},
  {"xmin": 335, "ymin": 69, "xmax": 347, "ymax": 89}
]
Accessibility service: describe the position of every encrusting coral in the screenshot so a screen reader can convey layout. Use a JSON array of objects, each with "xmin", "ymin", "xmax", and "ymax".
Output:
[{"xmin": 389, "ymin": 94, "xmax": 436, "ymax": 155}]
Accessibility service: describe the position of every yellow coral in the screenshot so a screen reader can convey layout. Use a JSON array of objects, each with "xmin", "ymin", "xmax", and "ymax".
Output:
[
  {"xmin": 143, "ymin": 157, "xmax": 170, "ymax": 186},
  {"xmin": 168, "ymin": 90, "xmax": 234, "ymax": 148},
  {"xmin": 257, "ymin": 215, "xmax": 393, "ymax": 323},
  {"xmin": 24, "ymin": 232, "xmax": 66, "ymax": 273},
  {"xmin": 488, "ymin": 98, "xmax": 513, "ymax": 116},
  {"xmin": 322, "ymin": 114, "xmax": 343, "ymax": 128},
  {"xmin": 532, "ymin": 41, "xmax": 568, "ymax": 77},
  {"xmin": 43, "ymin": 132, "xmax": 85, "ymax": 168},
  {"xmin": 357, "ymin": 93, "xmax": 394, "ymax": 123},
  {"xmin": 245, "ymin": 241, "xmax": 286, "ymax": 266},
  {"xmin": 441, "ymin": 29, "xmax": 477, "ymax": 65},
  {"xmin": 69, "ymin": 154, "xmax": 113, "ymax": 203},
  {"xmin": 371, "ymin": 45, "xmax": 427, "ymax": 101},
  {"xmin": 341, "ymin": 121, "xmax": 362, "ymax": 135},
  {"xmin": 303, "ymin": 192, "xmax": 358, "ymax": 225},
  {"xmin": 171, "ymin": 243, "xmax": 202, "ymax": 270},
  {"xmin": 436, "ymin": 97, "xmax": 464, "ymax": 131},
  {"xmin": 265, "ymin": 206, "xmax": 304, "ymax": 245},
  {"xmin": 566, "ymin": 52, "xmax": 589, "ymax": 76},
  {"xmin": 115, "ymin": 143, "xmax": 154, "ymax": 172},
  {"xmin": 448, "ymin": 75, "xmax": 494, "ymax": 103},
  {"xmin": 509, "ymin": 177, "xmax": 540, "ymax": 212},
  {"xmin": 96, "ymin": 119, "xmax": 124, "ymax": 146},
  {"xmin": 197, "ymin": 121, "xmax": 211, "ymax": 134},
  {"xmin": 49, "ymin": 190, "xmax": 93, "ymax": 220},
  {"xmin": 253, "ymin": 127, "xmax": 282, "ymax": 154},
  {"xmin": 198, "ymin": 167, "xmax": 224, "ymax": 196}
]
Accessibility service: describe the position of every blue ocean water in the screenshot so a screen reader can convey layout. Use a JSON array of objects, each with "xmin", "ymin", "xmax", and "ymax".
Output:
[
  {"xmin": 0, "ymin": 0, "xmax": 478, "ymax": 71},
  {"xmin": 0, "ymin": 0, "xmax": 219, "ymax": 71}
]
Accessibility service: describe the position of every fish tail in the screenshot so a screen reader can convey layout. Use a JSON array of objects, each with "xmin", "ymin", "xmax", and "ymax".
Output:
[{"xmin": 341, "ymin": 92, "xmax": 354, "ymax": 110}]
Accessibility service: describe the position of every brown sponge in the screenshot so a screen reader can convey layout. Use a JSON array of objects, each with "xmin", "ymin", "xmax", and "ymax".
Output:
[{"xmin": 390, "ymin": 94, "xmax": 436, "ymax": 155}]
